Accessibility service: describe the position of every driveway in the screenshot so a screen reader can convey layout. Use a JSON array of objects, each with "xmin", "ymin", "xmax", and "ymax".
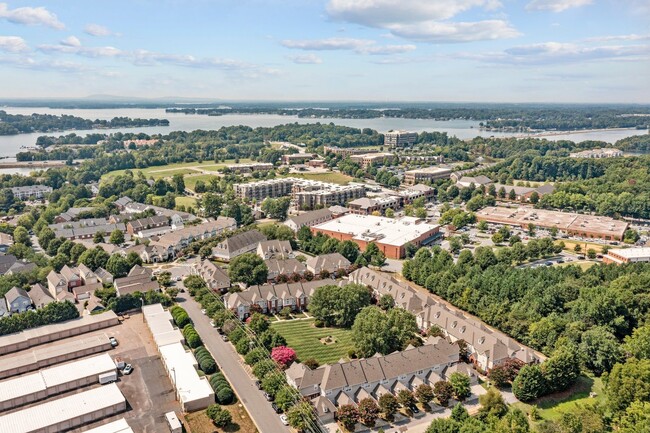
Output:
[{"xmin": 176, "ymin": 293, "xmax": 291, "ymax": 433}]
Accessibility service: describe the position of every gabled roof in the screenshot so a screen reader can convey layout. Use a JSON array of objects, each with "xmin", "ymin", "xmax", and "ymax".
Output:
[
  {"xmin": 0, "ymin": 255, "xmax": 18, "ymax": 275},
  {"xmin": 215, "ymin": 230, "xmax": 267, "ymax": 254},
  {"xmin": 5, "ymin": 286, "xmax": 30, "ymax": 304},
  {"xmin": 28, "ymin": 283, "xmax": 54, "ymax": 307},
  {"xmin": 287, "ymin": 209, "xmax": 333, "ymax": 227},
  {"xmin": 305, "ymin": 253, "xmax": 351, "ymax": 274}
]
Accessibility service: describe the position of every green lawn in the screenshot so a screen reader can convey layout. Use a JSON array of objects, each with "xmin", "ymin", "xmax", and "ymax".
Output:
[
  {"xmin": 101, "ymin": 158, "xmax": 253, "ymax": 180},
  {"xmin": 184, "ymin": 174, "xmax": 217, "ymax": 192},
  {"xmin": 271, "ymin": 319, "xmax": 354, "ymax": 365},
  {"xmin": 285, "ymin": 172, "xmax": 353, "ymax": 185},
  {"xmin": 513, "ymin": 376, "xmax": 604, "ymax": 422},
  {"xmin": 175, "ymin": 196, "xmax": 198, "ymax": 209},
  {"xmin": 556, "ymin": 260, "xmax": 596, "ymax": 271}
]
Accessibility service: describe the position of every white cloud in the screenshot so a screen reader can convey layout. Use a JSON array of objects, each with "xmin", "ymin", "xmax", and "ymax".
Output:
[
  {"xmin": 388, "ymin": 20, "xmax": 520, "ymax": 43},
  {"xmin": 60, "ymin": 36, "xmax": 81, "ymax": 47},
  {"xmin": 325, "ymin": 0, "xmax": 517, "ymax": 43},
  {"xmin": 326, "ymin": 0, "xmax": 501, "ymax": 26},
  {"xmin": 456, "ymin": 41, "xmax": 650, "ymax": 64},
  {"xmin": 84, "ymin": 24, "xmax": 116, "ymax": 37},
  {"xmin": 281, "ymin": 38, "xmax": 415, "ymax": 55},
  {"xmin": 584, "ymin": 34, "xmax": 650, "ymax": 42},
  {"xmin": 288, "ymin": 54, "xmax": 323, "ymax": 64},
  {"xmin": 0, "ymin": 35, "xmax": 28, "ymax": 52},
  {"xmin": 0, "ymin": 3, "xmax": 64, "ymax": 29},
  {"xmin": 0, "ymin": 56, "xmax": 90, "ymax": 72},
  {"xmin": 525, "ymin": 0, "xmax": 592, "ymax": 12}
]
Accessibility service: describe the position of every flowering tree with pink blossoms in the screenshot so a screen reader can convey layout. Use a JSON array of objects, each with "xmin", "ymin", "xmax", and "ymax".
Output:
[{"xmin": 271, "ymin": 346, "xmax": 297, "ymax": 368}]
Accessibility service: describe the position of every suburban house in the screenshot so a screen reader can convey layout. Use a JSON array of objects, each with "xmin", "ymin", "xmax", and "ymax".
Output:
[
  {"xmin": 285, "ymin": 337, "xmax": 460, "ymax": 412},
  {"xmin": 0, "ymin": 255, "xmax": 36, "ymax": 276},
  {"xmin": 94, "ymin": 267, "xmax": 114, "ymax": 285},
  {"xmin": 124, "ymin": 243, "xmax": 171, "ymax": 263},
  {"xmin": 54, "ymin": 207, "xmax": 95, "ymax": 223},
  {"xmin": 49, "ymin": 218, "xmax": 127, "ymax": 241},
  {"xmin": 256, "ymin": 240, "xmax": 293, "ymax": 260},
  {"xmin": 224, "ymin": 279, "xmax": 344, "ymax": 319},
  {"xmin": 305, "ymin": 253, "xmax": 351, "ymax": 276},
  {"xmin": 47, "ymin": 265, "xmax": 103, "ymax": 302},
  {"xmin": 265, "ymin": 259, "xmax": 307, "ymax": 281},
  {"xmin": 0, "ymin": 233, "xmax": 13, "ymax": 253},
  {"xmin": 114, "ymin": 266, "xmax": 159, "ymax": 297},
  {"xmin": 0, "ymin": 298, "xmax": 8, "ymax": 318},
  {"xmin": 193, "ymin": 260, "xmax": 231, "ymax": 292},
  {"xmin": 212, "ymin": 230, "xmax": 267, "ymax": 262},
  {"xmin": 349, "ymin": 267, "xmax": 545, "ymax": 372},
  {"xmin": 284, "ymin": 209, "xmax": 333, "ymax": 232},
  {"xmin": 28, "ymin": 283, "xmax": 55, "ymax": 308},
  {"xmin": 5, "ymin": 287, "xmax": 32, "ymax": 314}
]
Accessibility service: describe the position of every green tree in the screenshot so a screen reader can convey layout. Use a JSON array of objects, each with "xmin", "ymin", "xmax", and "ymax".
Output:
[
  {"xmin": 337, "ymin": 404, "xmax": 359, "ymax": 431},
  {"xmin": 587, "ymin": 248, "xmax": 597, "ymax": 259},
  {"xmin": 93, "ymin": 231, "xmax": 105, "ymax": 243},
  {"xmin": 378, "ymin": 393, "xmax": 399, "ymax": 418},
  {"xmin": 478, "ymin": 387, "xmax": 507, "ymax": 419},
  {"xmin": 397, "ymin": 389, "xmax": 416, "ymax": 408},
  {"xmin": 358, "ymin": 397, "xmax": 380, "ymax": 426},
  {"xmin": 171, "ymin": 173, "xmax": 185, "ymax": 194},
  {"xmin": 512, "ymin": 365, "xmax": 547, "ymax": 402},
  {"xmin": 542, "ymin": 346, "xmax": 581, "ymax": 392},
  {"xmin": 206, "ymin": 404, "xmax": 231, "ymax": 428},
  {"xmin": 49, "ymin": 253, "xmax": 69, "ymax": 272},
  {"xmin": 274, "ymin": 387, "xmax": 296, "ymax": 412},
  {"xmin": 617, "ymin": 401, "xmax": 650, "ymax": 433},
  {"xmin": 336, "ymin": 240, "xmax": 359, "ymax": 263},
  {"xmin": 415, "ymin": 384, "xmax": 434, "ymax": 405},
  {"xmin": 201, "ymin": 193, "xmax": 222, "ymax": 218},
  {"xmin": 13, "ymin": 226, "xmax": 31, "ymax": 246},
  {"xmin": 385, "ymin": 208, "xmax": 395, "ymax": 218},
  {"xmin": 105, "ymin": 254, "xmax": 131, "ymax": 278},
  {"xmin": 309, "ymin": 283, "xmax": 371, "ymax": 328},
  {"xmin": 286, "ymin": 400, "xmax": 317, "ymax": 432},
  {"xmin": 623, "ymin": 324, "xmax": 650, "ymax": 360},
  {"xmin": 451, "ymin": 403, "xmax": 469, "ymax": 423},
  {"xmin": 450, "ymin": 372, "xmax": 471, "ymax": 401},
  {"xmin": 433, "ymin": 381, "xmax": 453, "ymax": 406},
  {"xmin": 606, "ymin": 358, "xmax": 650, "ymax": 413},
  {"xmin": 228, "ymin": 253, "xmax": 268, "ymax": 286},
  {"xmin": 109, "ymin": 229, "xmax": 124, "ymax": 245},
  {"xmin": 248, "ymin": 312, "xmax": 271, "ymax": 334},
  {"xmin": 580, "ymin": 326, "xmax": 624, "ymax": 376}
]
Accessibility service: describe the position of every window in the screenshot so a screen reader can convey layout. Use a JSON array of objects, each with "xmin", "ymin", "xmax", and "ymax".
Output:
[{"xmin": 451, "ymin": 321, "xmax": 457, "ymax": 328}]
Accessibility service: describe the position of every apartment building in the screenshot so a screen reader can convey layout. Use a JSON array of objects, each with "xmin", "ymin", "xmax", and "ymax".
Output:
[
  {"xmin": 282, "ymin": 153, "xmax": 317, "ymax": 165},
  {"xmin": 212, "ymin": 229, "xmax": 267, "ymax": 262},
  {"xmin": 348, "ymin": 195, "xmax": 401, "ymax": 215},
  {"xmin": 234, "ymin": 178, "xmax": 295, "ymax": 201},
  {"xmin": 151, "ymin": 217, "xmax": 237, "ymax": 258},
  {"xmin": 384, "ymin": 130, "xmax": 417, "ymax": 148},
  {"xmin": 126, "ymin": 215, "xmax": 170, "ymax": 235},
  {"xmin": 193, "ymin": 259, "xmax": 231, "ymax": 292},
  {"xmin": 285, "ymin": 209, "xmax": 334, "ymax": 232},
  {"xmin": 323, "ymin": 146, "xmax": 378, "ymax": 158},
  {"xmin": 225, "ymin": 162, "xmax": 274, "ymax": 174},
  {"xmin": 349, "ymin": 152, "xmax": 397, "ymax": 168},
  {"xmin": 403, "ymin": 167, "xmax": 452, "ymax": 185},
  {"xmin": 10, "ymin": 185, "xmax": 53, "ymax": 200},
  {"xmin": 570, "ymin": 148, "xmax": 623, "ymax": 158}
]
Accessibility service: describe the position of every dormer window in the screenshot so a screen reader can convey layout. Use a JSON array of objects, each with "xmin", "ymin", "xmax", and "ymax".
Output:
[
  {"xmin": 460, "ymin": 326, "xmax": 466, "ymax": 333},
  {"xmin": 435, "ymin": 312, "xmax": 441, "ymax": 319},
  {"xmin": 451, "ymin": 321, "xmax": 457, "ymax": 328},
  {"xmin": 479, "ymin": 337, "xmax": 485, "ymax": 344}
]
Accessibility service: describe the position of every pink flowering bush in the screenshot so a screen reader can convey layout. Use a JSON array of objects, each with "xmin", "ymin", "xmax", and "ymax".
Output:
[{"xmin": 271, "ymin": 346, "xmax": 297, "ymax": 368}]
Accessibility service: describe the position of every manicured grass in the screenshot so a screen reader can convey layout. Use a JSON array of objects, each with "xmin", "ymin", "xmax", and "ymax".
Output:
[
  {"xmin": 513, "ymin": 376, "xmax": 604, "ymax": 422},
  {"xmin": 185, "ymin": 174, "xmax": 218, "ymax": 191},
  {"xmin": 102, "ymin": 158, "xmax": 253, "ymax": 180},
  {"xmin": 285, "ymin": 172, "xmax": 353, "ymax": 185},
  {"xmin": 175, "ymin": 196, "xmax": 198, "ymax": 209},
  {"xmin": 556, "ymin": 260, "xmax": 596, "ymax": 271},
  {"xmin": 271, "ymin": 318, "xmax": 354, "ymax": 365},
  {"xmin": 556, "ymin": 239, "xmax": 609, "ymax": 254}
]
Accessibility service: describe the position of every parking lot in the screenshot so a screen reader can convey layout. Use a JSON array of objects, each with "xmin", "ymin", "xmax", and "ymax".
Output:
[{"xmin": 69, "ymin": 312, "xmax": 182, "ymax": 432}]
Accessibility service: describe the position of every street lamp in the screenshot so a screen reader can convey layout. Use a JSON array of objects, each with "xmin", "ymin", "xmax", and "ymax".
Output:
[{"xmin": 171, "ymin": 367, "xmax": 177, "ymax": 401}]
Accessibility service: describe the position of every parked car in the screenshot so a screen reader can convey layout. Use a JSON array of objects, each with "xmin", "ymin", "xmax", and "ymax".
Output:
[
  {"xmin": 280, "ymin": 414, "xmax": 289, "ymax": 426},
  {"xmin": 109, "ymin": 337, "xmax": 118, "ymax": 347},
  {"xmin": 263, "ymin": 392, "xmax": 274, "ymax": 401},
  {"xmin": 255, "ymin": 380, "xmax": 262, "ymax": 389},
  {"xmin": 271, "ymin": 403, "xmax": 282, "ymax": 413},
  {"xmin": 201, "ymin": 309, "xmax": 207, "ymax": 315},
  {"xmin": 176, "ymin": 276, "xmax": 182, "ymax": 282},
  {"xmin": 410, "ymin": 405, "xmax": 420, "ymax": 414},
  {"xmin": 578, "ymin": 255, "xmax": 586, "ymax": 260},
  {"xmin": 123, "ymin": 364, "xmax": 134, "ymax": 375},
  {"xmin": 210, "ymin": 320, "xmax": 216, "ymax": 328},
  {"xmin": 221, "ymin": 335, "xmax": 229, "ymax": 342}
]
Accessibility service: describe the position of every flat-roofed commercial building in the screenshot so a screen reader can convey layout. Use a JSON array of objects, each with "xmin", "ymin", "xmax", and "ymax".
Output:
[
  {"xmin": 0, "ymin": 311, "xmax": 119, "ymax": 356},
  {"xmin": 349, "ymin": 152, "xmax": 397, "ymax": 168},
  {"xmin": 384, "ymin": 130, "xmax": 417, "ymax": 148},
  {"xmin": 312, "ymin": 215, "xmax": 440, "ymax": 259},
  {"xmin": 403, "ymin": 167, "xmax": 453, "ymax": 185},
  {"xmin": 476, "ymin": 206, "xmax": 628, "ymax": 241},
  {"xmin": 143, "ymin": 304, "xmax": 214, "ymax": 412},
  {"xmin": 348, "ymin": 196, "xmax": 401, "ymax": 215},
  {"xmin": 570, "ymin": 148, "xmax": 623, "ymax": 158},
  {"xmin": 323, "ymin": 146, "xmax": 378, "ymax": 158},
  {"xmin": 603, "ymin": 247, "xmax": 650, "ymax": 265},
  {"xmin": 0, "ymin": 353, "xmax": 117, "ymax": 411},
  {"xmin": 0, "ymin": 333, "xmax": 112, "ymax": 380},
  {"xmin": 0, "ymin": 383, "xmax": 126, "ymax": 433}
]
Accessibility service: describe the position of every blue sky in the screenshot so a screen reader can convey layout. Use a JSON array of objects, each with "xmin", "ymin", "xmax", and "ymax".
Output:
[{"xmin": 0, "ymin": 0, "xmax": 648, "ymax": 102}]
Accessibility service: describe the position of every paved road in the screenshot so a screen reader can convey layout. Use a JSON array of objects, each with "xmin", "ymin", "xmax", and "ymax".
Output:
[{"xmin": 177, "ymin": 293, "xmax": 290, "ymax": 433}]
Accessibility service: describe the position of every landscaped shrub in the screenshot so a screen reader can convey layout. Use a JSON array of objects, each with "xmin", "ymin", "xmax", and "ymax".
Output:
[
  {"xmin": 244, "ymin": 347, "xmax": 267, "ymax": 366},
  {"xmin": 170, "ymin": 306, "xmax": 191, "ymax": 328},
  {"xmin": 228, "ymin": 327, "xmax": 246, "ymax": 344},
  {"xmin": 183, "ymin": 324, "xmax": 203, "ymax": 349},
  {"xmin": 195, "ymin": 346, "xmax": 217, "ymax": 374},
  {"xmin": 235, "ymin": 337, "xmax": 251, "ymax": 355},
  {"xmin": 209, "ymin": 373, "xmax": 234, "ymax": 404},
  {"xmin": 252, "ymin": 359, "xmax": 277, "ymax": 378}
]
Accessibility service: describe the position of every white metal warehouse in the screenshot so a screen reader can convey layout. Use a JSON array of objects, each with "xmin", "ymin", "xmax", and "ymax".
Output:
[
  {"xmin": 0, "ymin": 333, "xmax": 112, "ymax": 379},
  {"xmin": 143, "ymin": 304, "xmax": 214, "ymax": 412},
  {"xmin": 0, "ymin": 382, "xmax": 126, "ymax": 433},
  {"xmin": 81, "ymin": 418, "xmax": 135, "ymax": 433},
  {"xmin": 0, "ymin": 311, "xmax": 119, "ymax": 355},
  {"xmin": 0, "ymin": 353, "xmax": 117, "ymax": 410}
]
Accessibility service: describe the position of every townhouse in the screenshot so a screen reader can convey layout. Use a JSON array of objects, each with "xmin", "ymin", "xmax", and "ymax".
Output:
[
  {"xmin": 284, "ymin": 208, "xmax": 333, "ymax": 232},
  {"xmin": 151, "ymin": 217, "xmax": 237, "ymax": 259},
  {"xmin": 193, "ymin": 260, "xmax": 231, "ymax": 292},
  {"xmin": 54, "ymin": 207, "xmax": 95, "ymax": 223},
  {"xmin": 211, "ymin": 230, "xmax": 267, "ymax": 262},
  {"xmin": 114, "ymin": 266, "xmax": 159, "ymax": 297},
  {"xmin": 348, "ymin": 267, "xmax": 545, "ymax": 372},
  {"xmin": 305, "ymin": 253, "xmax": 351, "ymax": 276},
  {"xmin": 47, "ymin": 265, "xmax": 104, "ymax": 303},
  {"xmin": 49, "ymin": 219, "xmax": 127, "ymax": 241},
  {"xmin": 256, "ymin": 240, "xmax": 293, "ymax": 260},
  {"xmin": 265, "ymin": 258, "xmax": 307, "ymax": 281},
  {"xmin": 224, "ymin": 279, "xmax": 344, "ymax": 319},
  {"xmin": 286, "ymin": 337, "xmax": 459, "ymax": 408},
  {"xmin": 10, "ymin": 185, "xmax": 53, "ymax": 200},
  {"xmin": 126, "ymin": 215, "xmax": 170, "ymax": 235}
]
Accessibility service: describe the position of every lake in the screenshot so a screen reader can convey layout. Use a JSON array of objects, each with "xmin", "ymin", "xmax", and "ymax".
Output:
[{"xmin": 0, "ymin": 107, "xmax": 647, "ymax": 158}]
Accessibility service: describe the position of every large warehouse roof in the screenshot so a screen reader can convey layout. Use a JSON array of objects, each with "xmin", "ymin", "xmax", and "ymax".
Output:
[
  {"xmin": 0, "ymin": 311, "xmax": 118, "ymax": 355},
  {"xmin": 0, "ymin": 353, "xmax": 116, "ymax": 407},
  {"xmin": 0, "ymin": 383, "xmax": 125, "ymax": 433},
  {"xmin": 83, "ymin": 418, "xmax": 134, "ymax": 433}
]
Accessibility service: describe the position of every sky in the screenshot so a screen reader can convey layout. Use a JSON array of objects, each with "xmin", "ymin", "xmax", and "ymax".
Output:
[{"xmin": 0, "ymin": 0, "xmax": 648, "ymax": 103}]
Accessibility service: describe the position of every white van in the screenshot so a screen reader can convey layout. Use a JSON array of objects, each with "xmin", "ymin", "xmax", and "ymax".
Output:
[{"xmin": 165, "ymin": 411, "xmax": 182, "ymax": 433}]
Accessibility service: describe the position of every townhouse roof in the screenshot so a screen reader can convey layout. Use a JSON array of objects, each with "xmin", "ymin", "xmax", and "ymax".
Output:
[
  {"xmin": 305, "ymin": 253, "xmax": 351, "ymax": 274},
  {"xmin": 458, "ymin": 175, "xmax": 492, "ymax": 186},
  {"xmin": 0, "ymin": 232, "xmax": 13, "ymax": 245},
  {"xmin": 0, "ymin": 255, "xmax": 18, "ymax": 275},
  {"xmin": 6, "ymin": 261, "xmax": 36, "ymax": 275},
  {"xmin": 257, "ymin": 240, "xmax": 293, "ymax": 257},
  {"xmin": 265, "ymin": 258, "xmax": 307, "ymax": 276},
  {"xmin": 225, "ymin": 279, "xmax": 344, "ymax": 309},
  {"xmin": 214, "ymin": 230, "xmax": 266, "ymax": 255},
  {"xmin": 94, "ymin": 267, "xmax": 113, "ymax": 281},
  {"xmin": 115, "ymin": 196, "xmax": 133, "ymax": 208},
  {"xmin": 128, "ymin": 215, "xmax": 170, "ymax": 230},
  {"xmin": 60, "ymin": 265, "xmax": 80, "ymax": 282},
  {"xmin": 287, "ymin": 209, "xmax": 333, "ymax": 227},
  {"xmin": 5, "ymin": 286, "xmax": 29, "ymax": 304},
  {"xmin": 155, "ymin": 218, "xmax": 237, "ymax": 249}
]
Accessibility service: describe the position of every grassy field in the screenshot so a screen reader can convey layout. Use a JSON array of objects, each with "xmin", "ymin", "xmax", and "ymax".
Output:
[
  {"xmin": 556, "ymin": 239, "xmax": 610, "ymax": 254},
  {"xmin": 184, "ymin": 174, "xmax": 217, "ymax": 192},
  {"xmin": 271, "ymin": 319, "xmax": 354, "ymax": 365},
  {"xmin": 175, "ymin": 196, "xmax": 198, "ymax": 209},
  {"xmin": 102, "ymin": 158, "xmax": 253, "ymax": 180},
  {"xmin": 185, "ymin": 403, "xmax": 258, "ymax": 433},
  {"xmin": 513, "ymin": 376, "xmax": 604, "ymax": 422},
  {"xmin": 556, "ymin": 260, "xmax": 596, "ymax": 271},
  {"xmin": 285, "ymin": 172, "xmax": 353, "ymax": 185}
]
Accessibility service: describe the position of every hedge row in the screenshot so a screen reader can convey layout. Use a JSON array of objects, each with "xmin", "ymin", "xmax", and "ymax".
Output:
[
  {"xmin": 183, "ymin": 324, "xmax": 202, "ymax": 349},
  {"xmin": 170, "ymin": 306, "xmax": 190, "ymax": 328},
  {"xmin": 195, "ymin": 346, "xmax": 217, "ymax": 374},
  {"xmin": 210, "ymin": 373, "xmax": 234, "ymax": 404}
]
